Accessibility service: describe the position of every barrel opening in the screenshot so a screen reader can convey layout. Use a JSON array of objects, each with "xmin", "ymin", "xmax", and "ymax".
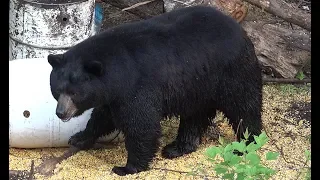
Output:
[
  {"xmin": 23, "ymin": 110, "xmax": 30, "ymax": 118},
  {"xmin": 62, "ymin": 17, "xmax": 68, "ymax": 21}
]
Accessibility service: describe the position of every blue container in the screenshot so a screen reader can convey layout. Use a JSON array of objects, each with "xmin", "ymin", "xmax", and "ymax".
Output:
[{"xmin": 94, "ymin": 3, "xmax": 104, "ymax": 33}]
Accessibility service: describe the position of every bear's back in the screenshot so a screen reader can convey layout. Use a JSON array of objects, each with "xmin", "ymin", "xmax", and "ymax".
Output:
[{"xmin": 67, "ymin": 6, "xmax": 244, "ymax": 58}]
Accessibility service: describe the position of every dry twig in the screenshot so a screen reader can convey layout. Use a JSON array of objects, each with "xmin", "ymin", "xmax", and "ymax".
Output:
[{"xmin": 122, "ymin": 0, "xmax": 155, "ymax": 11}]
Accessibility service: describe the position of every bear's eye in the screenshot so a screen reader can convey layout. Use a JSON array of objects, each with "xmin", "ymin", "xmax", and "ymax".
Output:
[{"xmin": 66, "ymin": 88, "xmax": 77, "ymax": 97}]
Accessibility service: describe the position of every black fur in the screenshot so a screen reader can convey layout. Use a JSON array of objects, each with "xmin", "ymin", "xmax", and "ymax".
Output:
[{"xmin": 48, "ymin": 6, "xmax": 262, "ymax": 176}]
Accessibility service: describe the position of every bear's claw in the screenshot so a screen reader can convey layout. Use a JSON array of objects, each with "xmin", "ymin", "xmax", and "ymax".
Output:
[
  {"xmin": 112, "ymin": 166, "xmax": 138, "ymax": 176},
  {"xmin": 162, "ymin": 141, "xmax": 197, "ymax": 159},
  {"xmin": 68, "ymin": 131, "xmax": 95, "ymax": 150}
]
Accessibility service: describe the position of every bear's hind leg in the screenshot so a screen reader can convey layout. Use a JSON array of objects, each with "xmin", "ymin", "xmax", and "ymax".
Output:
[
  {"xmin": 162, "ymin": 109, "xmax": 215, "ymax": 159},
  {"xmin": 68, "ymin": 105, "xmax": 117, "ymax": 149},
  {"xmin": 223, "ymin": 99, "xmax": 262, "ymax": 144}
]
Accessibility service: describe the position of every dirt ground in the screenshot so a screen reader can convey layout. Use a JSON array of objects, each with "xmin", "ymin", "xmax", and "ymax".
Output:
[{"xmin": 9, "ymin": 84, "xmax": 311, "ymax": 180}]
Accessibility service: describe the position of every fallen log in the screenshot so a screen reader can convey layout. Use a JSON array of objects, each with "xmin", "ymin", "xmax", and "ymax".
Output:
[
  {"xmin": 36, "ymin": 147, "xmax": 80, "ymax": 176},
  {"xmin": 242, "ymin": 0, "xmax": 311, "ymax": 31},
  {"xmin": 281, "ymin": 31, "xmax": 311, "ymax": 52},
  {"xmin": 242, "ymin": 20, "xmax": 311, "ymax": 78},
  {"xmin": 99, "ymin": 0, "xmax": 311, "ymax": 78},
  {"xmin": 162, "ymin": 0, "xmax": 311, "ymax": 78}
]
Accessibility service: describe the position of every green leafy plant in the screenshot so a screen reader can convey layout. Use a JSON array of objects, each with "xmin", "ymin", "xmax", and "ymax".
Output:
[
  {"xmin": 296, "ymin": 71, "xmax": 305, "ymax": 80},
  {"xmin": 205, "ymin": 129, "xmax": 279, "ymax": 180},
  {"xmin": 303, "ymin": 149, "xmax": 311, "ymax": 180},
  {"xmin": 278, "ymin": 84, "xmax": 310, "ymax": 95}
]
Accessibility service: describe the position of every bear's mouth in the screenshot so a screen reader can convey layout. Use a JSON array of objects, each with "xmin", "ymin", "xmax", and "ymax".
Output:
[{"xmin": 60, "ymin": 109, "xmax": 77, "ymax": 122}]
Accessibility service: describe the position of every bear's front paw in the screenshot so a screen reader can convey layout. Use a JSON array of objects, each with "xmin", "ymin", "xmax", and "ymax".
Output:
[
  {"xmin": 161, "ymin": 142, "xmax": 183, "ymax": 159},
  {"xmin": 112, "ymin": 166, "xmax": 138, "ymax": 176},
  {"xmin": 68, "ymin": 131, "xmax": 95, "ymax": 150},
  {"xmin": 162, "ymin": 141, "xmax": 197, "ymax": 159}
]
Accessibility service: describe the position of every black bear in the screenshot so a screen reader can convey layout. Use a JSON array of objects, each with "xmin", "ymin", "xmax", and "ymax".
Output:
[{"xmin": 48, "ymin": 6, "xmax": 262, "ymax": 176}]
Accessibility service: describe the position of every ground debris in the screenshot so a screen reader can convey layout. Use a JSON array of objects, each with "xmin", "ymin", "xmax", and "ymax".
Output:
[{"xmin": 9, "ymin": 84, "xmax": 311, "ymax": 179}]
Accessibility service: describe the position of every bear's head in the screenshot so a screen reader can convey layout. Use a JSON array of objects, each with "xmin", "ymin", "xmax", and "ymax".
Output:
[{"xmin": 48, "ymin": 53, "xmax": 106, "ymax": 122}]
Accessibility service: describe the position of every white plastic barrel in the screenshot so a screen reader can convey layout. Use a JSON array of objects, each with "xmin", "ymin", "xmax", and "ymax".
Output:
[
  {"xmin": 9, "ymin": 0, "xmax": 96, "ymax": 61},
  {"xmin": 9, "ymin": 58, "xmax": 124, "ymax": 148}
]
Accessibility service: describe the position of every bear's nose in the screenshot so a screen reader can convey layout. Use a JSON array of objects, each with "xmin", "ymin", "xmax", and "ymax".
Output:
[{"xmin": 56, "ymin": 109, "xmax": 66, "ymax": 119}]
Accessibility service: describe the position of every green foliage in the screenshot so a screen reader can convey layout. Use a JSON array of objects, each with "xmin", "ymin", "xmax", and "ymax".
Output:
[
  {"xmin": 296, "ymin": 71, "xmax": 305, "ymax": 80},
  {"xmin": 304, "ymin": 149, "xmax": 311, "ymax": 180},
  {"xmin": 188, "ymin": 129, "xmax": 310, "ymax": 180},
  {"xmin": 266, "ymin": 152, "xmax": 279, "ymax": 160},
  {"xmin": 204, "ymin": 129, "xmax": 279, "ymax": 180},
  {"xmin": 305, "ymin": 170, "xmax": 311, "ymax": 180},
  {"xmin": 278, "ymin": 84, "xmax": 310, "ymax": 95},
  {"xmin": 305, "ymin": 150, "xmax": 311, "ymax": 161}
]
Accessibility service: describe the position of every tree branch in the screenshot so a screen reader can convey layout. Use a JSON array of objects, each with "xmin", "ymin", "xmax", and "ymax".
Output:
[
  {"xmin": 263, "ymin": 78, "xmax": 311, "ymax": 84},
  {"xmin": 243, "ymin": 0, "xmax": 310, "ymax": 31}
]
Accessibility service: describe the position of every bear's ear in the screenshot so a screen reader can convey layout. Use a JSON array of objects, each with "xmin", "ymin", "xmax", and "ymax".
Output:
[
  {"xmin": 48, "ymin": 54, "xmax": 63, "ymax": 68},
  {"xmin": 83, "ymin": 61, "xmax": 104, "ymax": 76}
]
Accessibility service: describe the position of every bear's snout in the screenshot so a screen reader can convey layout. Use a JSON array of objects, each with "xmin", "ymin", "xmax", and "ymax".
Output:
[{"xmin": 56, "ymin": 94, "xmax": 78, "ymax": 122}]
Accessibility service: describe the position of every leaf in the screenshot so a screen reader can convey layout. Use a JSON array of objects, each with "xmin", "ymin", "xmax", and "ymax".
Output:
[
  {"xmin": 256, "ymin": 165, "xmax": 276, "ymax": 175},
  {"xmin": 243, "ymin": 128, "xmax": 250, "ymax": 140},
  {"xmin": 266, "ymin": 152, "xmax": 279, "ymax": 160},
  {"xmin": 305, "ymin": 169, "xmax": 311, "ymax": 180},
  {"xmin": 224, "ymin": 151, "xmax": 234, "ymax": 162},
  {"xmin": 224, "ymin": 144, "xmax": 234, "ymax": 153},
  {"xmin": 222, "ymin": 173, "xmax": 235, "ymax": 180},
  {"xmin": 256, "ymin": 166, "xmax": 267, "ymax": 174},
  {"xmin": 236, "ymin": 172, "xmax": 246, "ymax": 180},
  {"xmin": 245, "ymin": 165, "xmax": 257, "ymax": 176},
  {"xmin": 229, "ymin": 154, "xmax": 242, "ymax": 165},
  {"xmin": 218, "ymin": 135, "xmax": 225, "ymax": 145},
  {"xmin": 243, "ymin": 177, "xmax": 253, "ymax": 180},
  {"xmin": 246, "ymin": 142, "xmax": 260, "ymax": 153},
  {"xmin": 234, "ymin": 164, "xmax": 247, "ymax": 173},
  {"xmin": 254, "ymin": 132, "xmax": 268, "ymax": 147},
  {"xmin": 296, "ymin": 71, "xmax": 305, "ymax": 80},
  {"xmin": 214, "ymin": 165, "xmax": 228, "ymax": 175},
  {"xmin": 253, "ymin": 135, "xmax": 260, "ymax": 146},
  {"xmin": 305, "ymin": 150, "xmax": 311, "ymax": 161},
  {"xmin": 259, "ymin": 132, "xmax": 269, "ymax": 142},
  {"xmin": 232, "ymin": 141, "xmax": 246, "ymax": 153},
  {"xmin": 246, "ymin": 152, "xmax": 260, "ymax": 165},
  {"xmin": 220, "ymin": 161, "xmax": 229, "ymax": 166},
  {"xmin": 205, "ymin": 146, "xmax": 222, "ymax": 159}
]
